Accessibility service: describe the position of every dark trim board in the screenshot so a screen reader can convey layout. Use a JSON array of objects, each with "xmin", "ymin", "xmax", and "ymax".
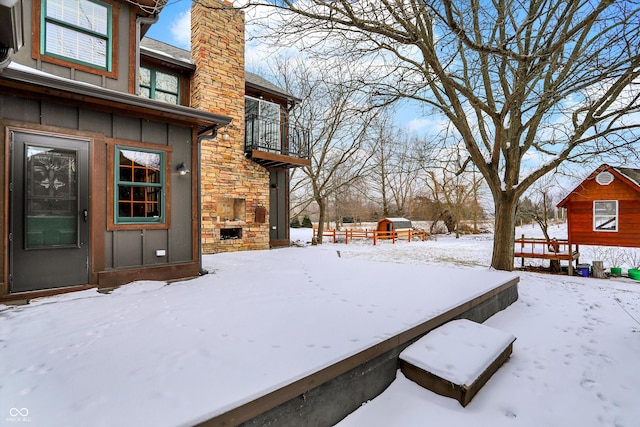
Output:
[
  {"xmin": 0, "ymin": 285, "xmax": 95, "ymax": 303},
  {"xmin": 196, "ymin": 277, "xmax": 519, "ymax": 427},
  {"xmin": 97, "ymin": 262, "xmax": 200, "ymax": 288}
]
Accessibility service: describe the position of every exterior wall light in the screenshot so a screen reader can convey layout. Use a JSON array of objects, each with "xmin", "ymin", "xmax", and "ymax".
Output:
[{"xmin": 177, "ymin": 162, "xmax": 190, "ymax": 176}]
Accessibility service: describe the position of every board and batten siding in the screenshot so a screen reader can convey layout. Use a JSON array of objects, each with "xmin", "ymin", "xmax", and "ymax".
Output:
[{"xmin": 1, "ymin": 94, "xmax": 196, "ymax": 286}]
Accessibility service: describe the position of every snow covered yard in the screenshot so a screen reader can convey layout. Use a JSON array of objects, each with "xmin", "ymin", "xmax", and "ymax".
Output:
[
  {"xmin": 310, "ymin": 227, "xmax": 640, "ymax": 427},
  {"xmin": 1, "ymin": 225, "xmax": 639, "ymax": 427},
  {"xmin": 338, "ymin": 264, "xmax": 640, "ymax": 427}
]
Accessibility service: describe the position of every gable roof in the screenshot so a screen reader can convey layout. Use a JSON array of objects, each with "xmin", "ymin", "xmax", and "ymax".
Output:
[
  {"xmin": 557, "ymin": 164, "xmax": 640, "ymax": 207},
  {"xmin": 139, "ymin": 37, "xmax": 300, "ymax": 103}
]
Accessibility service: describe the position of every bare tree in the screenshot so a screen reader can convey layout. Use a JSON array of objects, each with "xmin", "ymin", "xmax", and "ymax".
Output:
[
  {"xmin": 275, "ymin": 57, "xmax": 381, "ymax": 242},
  {"xmin": 386, "ymin": 134, "xmax": 423, "ymax": 218},
  {"xmin": 423, "ymin": 148, "xmax": 485, "ymax": 238},
  {"xmin": 366, "ymin": 116, "xmax": 425, "ymax": 218},
  {"xmin": 517, "ymin": 175, "xmax": 562, "ymax": 241},
  {"xmin": 367, "ymin": 115, "xmax": 394, "ymax": 217},
  {"xmin": 250, "ymin": 0, "xmax": 640, "ymax": 270}
]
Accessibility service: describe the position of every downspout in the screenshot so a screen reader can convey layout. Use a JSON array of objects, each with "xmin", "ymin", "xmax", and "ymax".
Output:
[
  {"xmin": 0, "ymin": 46, "xmax": 14, "ymax": 70},
  {"xmin": 0, "ymin": 0, "xmax": 24, "ymax": 71},
  {"xmin": 197, "ymin": 126, "xmax": 219, "ymax": 275},
  {"xmin": 134, "ymin": 14, "xmax": 160, "ymax": 95}
]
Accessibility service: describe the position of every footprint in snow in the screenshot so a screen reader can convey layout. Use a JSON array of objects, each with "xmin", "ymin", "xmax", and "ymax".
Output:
[
  {"xmin": 580, "ymin": 378, "xmax": 596, "ymax": 390},
  {"xmin": 504, "ymin": 410, "xmax": 517, "ymax": 418}
]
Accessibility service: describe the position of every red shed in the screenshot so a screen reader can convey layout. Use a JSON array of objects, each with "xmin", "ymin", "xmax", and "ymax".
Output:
[
  {"xmin": 557, "ymin": 164, "xmax": 640, "ymax": 248},
  {"xmin": 377, "ymin": 217, "xmax": 413, "ymax": 239}
]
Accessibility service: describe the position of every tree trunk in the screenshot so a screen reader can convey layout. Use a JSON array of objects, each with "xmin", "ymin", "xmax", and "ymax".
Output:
[
  {"xmin": 316, "ymin": 197, "xmax": 326, "ymax": 244},
  {"xmin": 491, "ymin": 193, "xmax": 518, "ymax": 271}
]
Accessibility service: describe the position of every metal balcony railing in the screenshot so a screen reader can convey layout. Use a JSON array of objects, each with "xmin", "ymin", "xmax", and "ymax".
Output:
[{"xmin": 244, "ymin": 114, "xmax": 310, "ymax": 161}]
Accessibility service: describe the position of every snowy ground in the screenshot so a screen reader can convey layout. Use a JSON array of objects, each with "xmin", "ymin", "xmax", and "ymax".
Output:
[{"xmin": 1, "ymin": 224, "xmax": 639, "ymax": 427}]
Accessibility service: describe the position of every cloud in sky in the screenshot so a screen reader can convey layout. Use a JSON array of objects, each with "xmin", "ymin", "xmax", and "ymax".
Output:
[
  {"xmin": 405, "ymin": 118, "xmax": 431, "ymax": 134},
  {"xmin": 170, "ymin": 10, "xmax": 191, "ymax": 49}
]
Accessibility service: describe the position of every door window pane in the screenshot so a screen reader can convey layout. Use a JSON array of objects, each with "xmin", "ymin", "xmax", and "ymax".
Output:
[{"xmin": 25, "ymin": 145, "xmax": 78, "ymax": 248}]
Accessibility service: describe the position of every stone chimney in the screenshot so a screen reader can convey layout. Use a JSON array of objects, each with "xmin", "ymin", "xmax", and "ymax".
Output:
[{"xmin": 191, "ymin": 0, "xmax": 270, "ymax": 253}]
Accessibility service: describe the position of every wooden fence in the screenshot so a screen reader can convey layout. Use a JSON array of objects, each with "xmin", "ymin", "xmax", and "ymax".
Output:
[{"xmin": 312, "ymin": 228, "xmax": 427, "ymax": 245}]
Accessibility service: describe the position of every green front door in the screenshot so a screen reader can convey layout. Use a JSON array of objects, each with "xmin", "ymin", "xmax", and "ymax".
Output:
[{"xmin": 10, "ymin": 131, "xmax": 90, "ymax": 293}]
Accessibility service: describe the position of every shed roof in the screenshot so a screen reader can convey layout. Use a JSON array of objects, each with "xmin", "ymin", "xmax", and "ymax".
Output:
[
  {"xmin": 557, "ymin": 164, "xmax": 640, "ymax": 208},
  {"xmin": 378, "ymin": 217, "xmax": 413, "ymax": 229},
  {"xmin": 617, "ymin": 167, "xmax": 640, "ymax": 188}
]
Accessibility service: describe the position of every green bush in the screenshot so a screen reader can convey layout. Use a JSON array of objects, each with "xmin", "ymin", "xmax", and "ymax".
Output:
[
  {"xmin": 290, "ymin": 216, "xmax": 301, "ymax": 228},
  {"xmin": 301, "ymin": 215, "xmax": 313, "ymax": 228}
]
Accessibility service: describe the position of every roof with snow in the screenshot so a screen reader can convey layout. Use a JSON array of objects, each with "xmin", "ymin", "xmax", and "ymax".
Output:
[
  {"xmin": 140, "ymin": 37, "xmax": 192, "ymax": 66},
  {"xmin": 378, "ymin": 217, "xmax": 413, "ymax": 230},
  {"xmin": 616, "ymin": 166, "xmax": 640, "ymax": 188}
]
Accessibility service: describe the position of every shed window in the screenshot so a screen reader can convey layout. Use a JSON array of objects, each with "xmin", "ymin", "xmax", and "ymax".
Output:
[
  {"xmin": 593, "ymin": 200, "xmax": 618, "ymax": 232},
  {"xmin": 115, "ymin": 147, "xmax": 165, "ymax": 224},
  {"xmin": 139, "ymin": 66, "xmax": 180, "ymax": 105},
  {"xmin": 41, "ymin": 0, "xmax": 112, "ymax": 71}
]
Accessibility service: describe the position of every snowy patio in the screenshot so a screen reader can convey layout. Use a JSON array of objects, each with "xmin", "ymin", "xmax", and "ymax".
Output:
[{"xmin": 1, "ymin": 224, "xmax": 639, "ymax": 427}]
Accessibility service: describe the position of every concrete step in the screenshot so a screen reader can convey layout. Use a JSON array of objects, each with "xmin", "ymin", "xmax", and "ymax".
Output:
[{"xmin": 399, "ymin": 319, "xmax": 516, "ymax": 407}]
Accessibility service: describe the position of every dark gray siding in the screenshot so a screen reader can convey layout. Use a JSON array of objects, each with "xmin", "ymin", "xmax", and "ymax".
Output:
[
  {"xmin": 1, "ymin": 93, "xmax": 194, "ymax": 271},
  {"xmin": 169, "ymin": 125, "xmax": 193, "ymax": 262},
  {"xmin": 269, "ymin": 170, "xmax": 289, "ymax": 242}
]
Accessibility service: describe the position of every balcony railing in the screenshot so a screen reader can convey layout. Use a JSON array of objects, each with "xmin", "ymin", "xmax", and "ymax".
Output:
[{"xmin": 245, "ymin": 114, "xmax": 310, "ymax": 168}]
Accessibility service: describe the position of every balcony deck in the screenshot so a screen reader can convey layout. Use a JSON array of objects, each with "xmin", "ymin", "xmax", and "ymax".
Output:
[{"xmin": 245, "ymin": 114, "xmax": 311, "ymax": 169}]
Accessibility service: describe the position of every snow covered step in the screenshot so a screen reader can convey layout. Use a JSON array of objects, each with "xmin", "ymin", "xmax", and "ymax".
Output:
[{"xmin": 399, "ymin": 319, "xmax": 516, "ymax": 407}]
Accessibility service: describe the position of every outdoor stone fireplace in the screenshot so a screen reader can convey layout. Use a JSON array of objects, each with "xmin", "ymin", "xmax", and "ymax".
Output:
[
  {"xmin": 220, "ymin": 227, "xmax": 242, "ymax": 240},
  {"xmin": 219, "ymin": 197, "xmax": 245, "ymax": 222},
  {"xmin": 191, "ymin": 0, "xmax": 270, "ymax": 254}
]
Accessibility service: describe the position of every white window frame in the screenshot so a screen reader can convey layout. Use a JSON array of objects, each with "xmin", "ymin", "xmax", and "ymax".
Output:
[{"xmin": 593, "ymin": 200, "xmax": 618, "ymax": 232}]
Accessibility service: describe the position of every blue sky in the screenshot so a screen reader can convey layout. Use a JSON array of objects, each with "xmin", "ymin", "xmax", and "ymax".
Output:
[
  {"xmin": 141, "ymin": 1, "xmax": 425, "ymax": 132},
  {"xmin": 144, "ymin": 0, "xmax": 192, "ymax": 48}
]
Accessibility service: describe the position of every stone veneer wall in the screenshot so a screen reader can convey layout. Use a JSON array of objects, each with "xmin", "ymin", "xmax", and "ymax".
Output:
[{"xmin": 191, "ymin": 0, "xmax": 270, "ymax": 253}]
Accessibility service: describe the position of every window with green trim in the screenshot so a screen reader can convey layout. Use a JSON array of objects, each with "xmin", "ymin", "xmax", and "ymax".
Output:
[
  {"xmin": 115, "ymin": 147, "xmax": 165, "ymax": 224},
  {"xmin": 139, "ymin": 66, "xmax": 180, "ymax": 105},
  {"xmin": 41, "ymin": 0, "xmax": 112, "ymax": 71}
]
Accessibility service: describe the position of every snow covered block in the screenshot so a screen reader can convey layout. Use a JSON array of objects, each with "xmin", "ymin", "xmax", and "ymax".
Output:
[{"xmin": 399, "ymin": 319, "xmax": 516, "ymax": 407}]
